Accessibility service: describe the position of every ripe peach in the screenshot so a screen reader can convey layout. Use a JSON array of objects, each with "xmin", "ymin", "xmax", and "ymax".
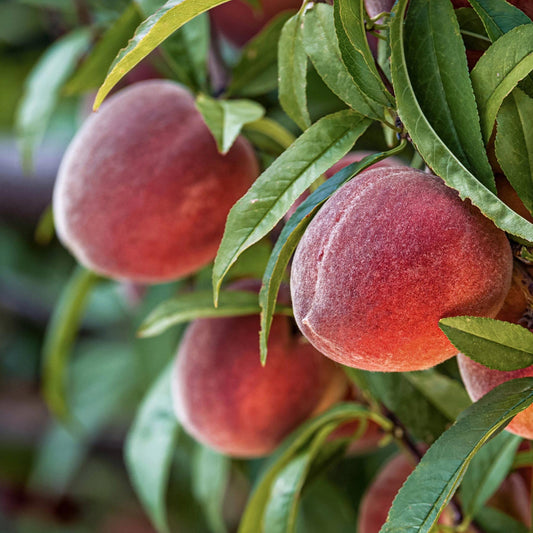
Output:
[
  {"xmin": 53, "ymin": 80, "xmax": 258, "ymax": 283},
  {"xmin": 171, "ymin": 281, "xmax": 348, "ymax": 458},
  {"xmin": 358, "ymin": 451, "xmax": 531, "ymax": 533},
  {"xmin": 290, "ymin": 167, "xmax": 513, "ymax": 372},
  {"xmin": 458, "ymin": 265, "xmax": 533, "ymax": 439},
  {"xmin": 210, "ymin": 0, "xmax": 301, "ymax": 47}
]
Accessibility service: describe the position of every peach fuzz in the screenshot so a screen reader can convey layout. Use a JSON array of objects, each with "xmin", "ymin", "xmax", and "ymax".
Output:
[
  {"xmin": 358, "ymin": 451, "xmax": 531, "ymax": 533},
  {"xmin": 53, "ymin": 80, "xmax": 258, "ymax": 283},
  {"xmin": 210, "ymin": 0, "xmax": 301, "ymax": 47},
  {"xmin": 171, "ymin": 281, "xmax": 348, "ymax": 458},
  {"xmin": 458, "ymin": 265, "xmax": 533, "ymax": 439},
  {"xmin": 290, "ymin": 166, "xmax": 513, "ymax": 372}
]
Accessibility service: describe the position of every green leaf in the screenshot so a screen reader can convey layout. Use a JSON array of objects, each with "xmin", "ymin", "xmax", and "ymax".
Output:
[
  {"xmin": 30, "ymin": 342, "xmax": 136, "ymax": 495},
  {"xmin": 460, "ymin": 432, "xmax": 522, "ymax": 519},
  {"xmin": 301, "ymin": 4, "xmax": 385, "ymax": 120},
  {"xmin": 295, "ymin": 480, "xmax": 357, "ymax": 533},
  {"xmin": 474, "ymin": 506, "xmax": 530, "ymax": 533},
  {"xmin": 195, "ymin": 94, "xmax": 265, "ymax": 154},
  {"xmin": 258, "ymin": 147, "xmax": 407, "ymax": 364},
  {"xmin": 351, "ymin": 367, "xmax": 471, "ymax": 443},
  {"xmin": 135, "ymin": 0, "xmax": 210, "ymax": 91},
  {"xmin": 65, "ymin": 4, "xmax": 141, "ymax": 95},
  {"xmin": 403, "ymin": 0, "xmax": 495, "ymax": 191},
  {"xmin": 238, "ymin": 403, "xmax": 388, "ymax": 533},
  {"xmin": 138, "ymin": 289, "xmax": 292, "ymax": 338},
  {"xmin": 94, "ymin": 0, "xmax": 229, "ymax": 109},
  {"xmin": 15, "ymin": 28, "xmax": 91, "ymax": 169},
  {"xmin": 471, "ymin": 24, "xmax": 533, "ymax": 142},
  {"xmin": 42, "ymin": 266, "xmax": 99, "ymax": 421},
  {"xmin": 439, "ymin": 316, "xmax": 533, "ymax": 371},
  {"xmin": 192, "ymin": 445, "xmax": 230, "ymax": 533},
  {"xmin": 495, "ymin": 89, "xmax": 533, "ymax": 215},
  {"xmin": 242, "ymin": 117, "xmax": 296, "ymax": 155},
  {"xmin": 389, "ymin": 0, "xmax": 533, "ymax": 244},
  {"xmin": 212, "ymin": 109, "xmax": 371, "ymax": 304},
  {"xmin": 227, "ymin": 11, "xmax": 293, "ymax": 98},
  {"xmin": 262, "ymin": 424, "xmax": 338, "ymax": 533},
  {"xmin": 467, "ymin": 0, "xmax": 532, "ymax": 42},
  {"xmin": 125, "ymin": 364, "xmax": 179, "ymax": 533},
  {"xmin": 334, "ymin": 0, "xmax": 393, "ymax": 108},
  {"xmin": 278, "ymin": 12, "xmax": 311, "ymax": 131},
  {"xmin": 455, "ymin": 6, "xmax": 491, "ymax": 51},
  {"xmin": 380, "ymin": 377, "xmax": 533, "ymax": 533}
]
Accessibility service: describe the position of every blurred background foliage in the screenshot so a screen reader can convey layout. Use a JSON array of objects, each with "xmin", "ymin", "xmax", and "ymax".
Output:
[{"xmin": 0, "ymin": 1, "xmax": 399, "ymax": 531}]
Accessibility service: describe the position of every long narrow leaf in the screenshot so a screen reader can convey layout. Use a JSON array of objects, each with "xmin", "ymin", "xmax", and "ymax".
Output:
[
  {"xmin": 381, "ymin": 377, "xmax": 533, "ymax": 533},
  {"xmin": 94, "ymin": 0, "xmax": 230, "ymax": 108},
  {"xmin": 42, "ymin": 266, "xmax": 99, "ymax": 421},
  {"xmin": 389, "ymin": 0, "xmax": 533, "ymax": 243},
  {"xmin": 212, "ymin": 110, "xmax": 371, "ymax": 303}
]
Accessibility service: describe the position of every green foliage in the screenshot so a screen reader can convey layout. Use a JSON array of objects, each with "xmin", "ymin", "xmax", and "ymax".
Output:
[
  {"xmin": 42, "ymin": 266, "xmax": 100, "ymax": 422},
  {"xmin": 212, "ymin": 109, "xmax": 371, "ymax": 303},
  {"xmin": 65, "ymin": 4, "xmax": 141, "ymax": 94},
  {"xmin": 301, "ymin": 4, "xmax": 386, "ymax": 121},
  {"xmin": 381, "ymin": 378, "xmax": 533, "ymax": 532},
  {"xmin": 125, "ymin": 364, "xmax": 179, "ymax": 533},
  {"xmin": 350, "ymin": 367, "xmax": 471, "ymax": 443},
  {"xmin": 404, "ymin": 0, "xmax": 495, "ymax": 191},
  {"xmin": 390, "ymin": 0, "xmax": 533, "ymax": 243},
  {"xmin": 192, "ymin": 445, "xmax": 231, "ymax": 533},
  {"xmin": 93, "ymin": 0, "xmax": 229, "ymax": 108},
  {"xmin": 495, "ymin": 89, "xmax": 533, "ymax": 215},
  {"xmin": 471, "ymin": 23, "xmax": 533, "ymax": 143},
  {"xmin": 228, "ymin": 11, "xmax": 294, "ymax": 98},
  {"xmin": 278, "ymin": 12, "xmax": 310, "ymax": 131},
  {"xmin": 460, "ymin": 432, "xmax": 521, "ymax": 520},
  {"xmin": 15, "ymin": 28, "xmax": 91, "ymax": 169},
  {"xmin": 440, "ymin": 316, "xmax": 533, "ymax": 371},
  {"xmin": 138, "ymin": 289, "xmax": 292, "ymax": 338},
  {"xmin": 196, "ymin": 94, "xmax": 265, "ymax": 154}
]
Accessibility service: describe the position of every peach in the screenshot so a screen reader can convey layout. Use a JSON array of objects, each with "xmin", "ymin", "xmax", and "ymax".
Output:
[
  {"xmin": 285, "ymin": 151, "xmax": 405, "ymax": 221},
  {"xmin": 358, "ymin": 451, "xmax": 531, "ymax": 533},
  {"xmin": 171, "ymin": 281, "xmax": 348, "ymax": 458},
  {"xmin": 53, "ymin": 80, "xmax": 258, "ymax": 283},
  {"xmin": 364, "ymin": 0, "xmax": 395, "ymax": 20},
  {"xmin": 458, "ymin": 265, "xmax": 533, "ymax": 439},
  {"xmin": 290, "ymin": 166, "xmax": 513, "ymax": 372},
  {"xmin": 210, "ymin": 0, "xmax": 301, "ymax": 47}
]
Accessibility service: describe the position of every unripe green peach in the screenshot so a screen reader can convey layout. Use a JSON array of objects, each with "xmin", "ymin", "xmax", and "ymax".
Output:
[
  {"xmin": 210, "ymin": 0, "xmax": 301, "ymax": 47},
  {"xmin": 172, "ymin": 281, "xmax": 348, "ymax": 458},
  {"xmin": 291, "ymin": 167, "xmax": 513, "ymax": 372},
  {"xmin": 53, "ymin": 80, "xmax": 258, "ymax": 283}
]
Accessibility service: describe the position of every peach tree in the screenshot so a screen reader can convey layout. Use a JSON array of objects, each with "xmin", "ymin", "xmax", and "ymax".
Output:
[{"xmin": 15, "ymin": 0, "xmax": 533, "ymax": 532}]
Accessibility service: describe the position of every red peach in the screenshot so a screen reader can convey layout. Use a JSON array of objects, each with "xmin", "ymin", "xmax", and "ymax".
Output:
[
  {"xmin": 210, "ymin": 0, "xmax": 301, "ymax": 47},
  {"xmin": 53, "ymin": 80, "xmax": 258, "ymax": 283},
  {"xmin": 290, "ymin": 167, "xmax": 513, "ymax": 372},
  {"xmin": 172, "ymin": 281, "xmax": 348, "ymax": 458}
]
